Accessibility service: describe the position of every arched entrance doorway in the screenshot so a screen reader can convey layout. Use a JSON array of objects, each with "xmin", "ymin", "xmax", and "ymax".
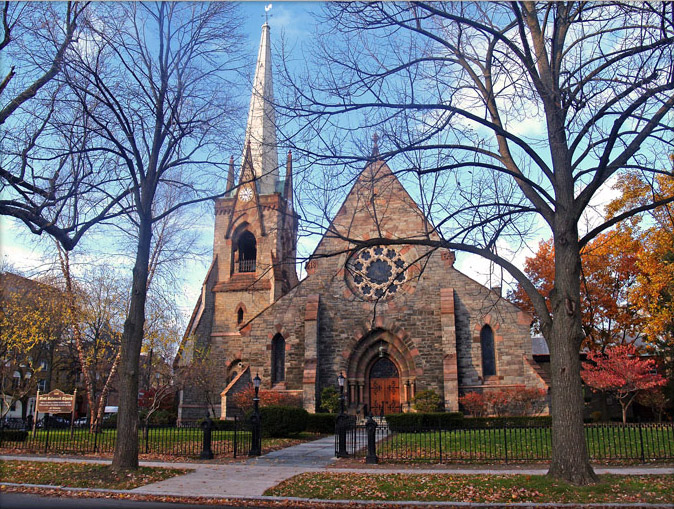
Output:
[{"xmin": 369, "ymin": 357, "xmax": 400, "ymax": 414}]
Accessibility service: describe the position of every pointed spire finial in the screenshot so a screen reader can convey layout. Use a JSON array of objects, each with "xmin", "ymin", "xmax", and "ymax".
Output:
[
  {"xmin": 264, "ymin": 3, "xmax": 272, "ymax": 24},
  {"xmin": 372, "ymin": 132, "xmax": 380, "ymax": 158},
  {"xmin": 284, "ymin": 150, "xmax": 293, "ymax": 205},
  {"xmin": 226, "ymin": 155, "xmax": 235, "ymax": 194}
]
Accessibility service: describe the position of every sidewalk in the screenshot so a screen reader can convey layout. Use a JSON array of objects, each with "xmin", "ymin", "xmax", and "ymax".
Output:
[{"xmin": 2, "ymin": 436, "xmax": 673, "ymax": 502}]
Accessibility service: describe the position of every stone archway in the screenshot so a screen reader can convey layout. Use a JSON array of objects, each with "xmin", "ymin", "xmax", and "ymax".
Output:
[{"xmin": 345, "ymin": 329, "xmax": 417, "ymax": 413}]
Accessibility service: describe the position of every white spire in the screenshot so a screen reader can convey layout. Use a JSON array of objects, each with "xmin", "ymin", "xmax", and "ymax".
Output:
[{"xmin": 243, "ymin": 22, "xmax": 279, "ymax": 195}]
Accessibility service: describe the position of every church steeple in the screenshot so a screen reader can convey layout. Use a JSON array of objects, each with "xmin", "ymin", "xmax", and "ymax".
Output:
[{"xmin": 243, "ymin": 21, "xmax": 279, "ymax": 196}]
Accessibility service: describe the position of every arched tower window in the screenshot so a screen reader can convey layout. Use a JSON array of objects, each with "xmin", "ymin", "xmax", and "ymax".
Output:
[
  {"xmin": 236, "ymin": 231, "xmax": 257, "ymax": 273},
  {"xmin": 237, "ymin": 307, "xmax": 244, "ymax": 325},
  {"xmin": 271, "ymin": 334, "xmax": 285, "ymax": 384},
  {"xmin": 480, "ymin": 325, "xmax": 496, "ymax": 377}
]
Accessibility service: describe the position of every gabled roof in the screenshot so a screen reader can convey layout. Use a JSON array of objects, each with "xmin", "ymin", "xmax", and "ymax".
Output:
[{"xmin": 311, "ymin": 157, "xmax": 440, "ymax": 260}]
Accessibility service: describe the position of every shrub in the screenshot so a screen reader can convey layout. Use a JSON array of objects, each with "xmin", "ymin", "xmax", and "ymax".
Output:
[
  {"xmin": 459, "ymin": 392, "xmax": 488, "ymax": 417},
  {"xmin": 0, "ymin": 429, "xmax": 28, "ymax": 442},
  {"xmin": 258, "ymin": 406, "xmax": 308, "ymax": 437},
  {"xmin": 306, "ymin": 412, "xmax": 337, "ymax": 434},
  {"xmin": 412, "ymin": 390, "xmax": 443, "ymax": 413},
  {"xmin": 386, "ymin": 412, "xmax": 464, "ymax": 431},
  {"xmin": 231, "ymin": 384, "xmax": 303, "ymax": 414},
  {"xmin": 319, "ymin": 386, "xmax": 340, "ymax": 413},
  {"xmin": 141, "ymin": 409, "xmax": 177, "ymax": 426},
  {"xmin": 462, "ymin": 416, "xmax": 551, "ymax": 428},
  {"xmin": 459, "ymin": 388, "xmax": 547, "ymax": 417}
]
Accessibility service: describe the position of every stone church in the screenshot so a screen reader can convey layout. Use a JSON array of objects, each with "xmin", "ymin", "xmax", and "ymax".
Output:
[{"xmin": 175, "ymin": 22, "xmax": 548, "ymax": 423}]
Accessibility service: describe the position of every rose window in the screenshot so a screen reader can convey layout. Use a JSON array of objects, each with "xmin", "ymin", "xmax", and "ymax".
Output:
[{"xmin": 347, "ymin": 246, "xmax": 407, "ymax": 300}]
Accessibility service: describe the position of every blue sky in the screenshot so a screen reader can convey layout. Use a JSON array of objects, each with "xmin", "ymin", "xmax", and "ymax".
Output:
[{"xmin": 1, "ymin": 2, "xmax": 619, "ymax": 323}]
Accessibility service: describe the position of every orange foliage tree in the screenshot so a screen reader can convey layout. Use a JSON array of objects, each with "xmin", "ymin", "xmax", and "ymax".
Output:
[
  {"xmin": 511, "ymin": 231, "xmax": 644, "ymax": 351},
  {"xmin": 606, "ymin": 172, "xmax": 674, "ymax": 347}
]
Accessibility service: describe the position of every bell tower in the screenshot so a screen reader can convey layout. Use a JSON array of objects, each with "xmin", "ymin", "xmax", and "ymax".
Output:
[{"xmin": 210, "ymin": 21, "xmax": 298, "ymax": 335}]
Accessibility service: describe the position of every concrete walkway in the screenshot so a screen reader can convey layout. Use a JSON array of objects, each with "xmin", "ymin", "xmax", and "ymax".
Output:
[{"xmin": 3, "ymin": 437, "xmax": 674, "ymax": 501}]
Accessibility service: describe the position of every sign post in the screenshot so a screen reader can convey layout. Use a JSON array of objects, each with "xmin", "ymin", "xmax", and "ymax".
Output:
[{"xmin": 32, "ymin": 389, "xmax": 40, "ymax": 437}]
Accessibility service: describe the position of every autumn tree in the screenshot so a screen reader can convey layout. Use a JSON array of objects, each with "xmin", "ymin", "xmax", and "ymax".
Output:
[
  {"xmin": 607, "ymin": 172, "xmax": 674, "ymax": 405},
  {"xmin": 582, "ymin": 344, "xmax": 666, "ymax": 423},
  {"xmin": 59, "ymin": 2, "xmax": 246, "ymax": 470},
  {"xmin": 0, "ymin": 272, "xmax": 68, "ymax": 419},
  {"xmin": 282, "ymin": 2, "xmax": 674, "ymax": 484},
  {"xmin": 511, "ymin": 231, "xmax": 645, "ymax": 351}
]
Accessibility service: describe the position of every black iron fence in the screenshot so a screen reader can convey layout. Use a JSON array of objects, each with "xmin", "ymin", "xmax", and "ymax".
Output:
[
  {"xmin": 0, "ymin": 416, "xmax": 252, "ymax": 458},
  {"xmin": 337, "ymin": 418, "xmax": 674, "ymax": 463}
]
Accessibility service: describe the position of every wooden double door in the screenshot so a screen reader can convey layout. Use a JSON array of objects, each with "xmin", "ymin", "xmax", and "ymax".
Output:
[{"xmin": 369, "ymin": 357, "xmax": 400, "ymax": 414}]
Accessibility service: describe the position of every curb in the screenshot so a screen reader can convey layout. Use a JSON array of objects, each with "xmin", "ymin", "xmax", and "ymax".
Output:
[{"xmin": 1, "ymin": 483, "xmax": 672, "ymax": 509}]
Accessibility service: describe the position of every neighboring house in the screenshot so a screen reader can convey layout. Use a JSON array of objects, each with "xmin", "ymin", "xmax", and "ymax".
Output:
[
  {"xmin": 174, "ymin": 22, "xmax": 548, "ymax": 423},
  {"xmin": 0, "ymin": 272, "xmax": 66, "ymax": 419}
]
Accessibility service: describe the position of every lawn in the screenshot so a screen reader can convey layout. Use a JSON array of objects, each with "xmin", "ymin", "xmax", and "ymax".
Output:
[
  {"xmin": 265, "ymin": 472, "xmax": 674, "ymax": 504},
  {"xmin": 0, "ymin": 428, "xmax": 321, "ymax": 459},
  {"xmin": 0, "ymin": 460, "xmax": 189, "ymax": 490},
  {"xmin": 374, "ymin": 425, "xmax": 673, "ymax": 462}
]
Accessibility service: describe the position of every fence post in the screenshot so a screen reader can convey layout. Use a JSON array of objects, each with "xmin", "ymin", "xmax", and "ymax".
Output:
[
  {"xmin": 144, "ymin": 422, "xmax": 150, "ymax": 454},
  {"xmin": 200, "ymin": 416, "xmax": 214, "ymax": 460},
  {"xmin": 365, "ymin": 413, "xmax": 378, "ymax": 465},
  {"xmin": 44, "ymin": 414, "xmax": 51, "ymax": 453},
  {"xmin": 233, "ymin": 415, "xmax": 238, "ymax": 458},
  {"xmin": 637, "ymin": 418, "xmax": 645, "ymax": 463},
  {"xmin": 503, "ymin": 421, "xmax": 508, "ymax": 464},
  {"xmin": 93, "ymin": 422, "xmax": 99, "ymax": 453},
  {"xmin": 336, "ymin": 412, "xmax": 349, "ymax": 458}
]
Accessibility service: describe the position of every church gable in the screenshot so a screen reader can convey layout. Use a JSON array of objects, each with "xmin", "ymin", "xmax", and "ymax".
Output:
[{"xmin": 313, "ymin": 159, "xmax": 439, "ymax": 260}]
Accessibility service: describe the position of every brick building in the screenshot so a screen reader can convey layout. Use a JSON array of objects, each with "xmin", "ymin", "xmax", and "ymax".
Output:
[{"xmin": 175, "ymin": 22, "xmax": 548, "ymax": 422}]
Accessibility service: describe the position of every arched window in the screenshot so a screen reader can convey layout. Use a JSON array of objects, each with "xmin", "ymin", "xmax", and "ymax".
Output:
[
  {"xmin": 237, "ymin": 307, "xmax": 244, "ymax": 325},
  {"xmin": 236, "ymin": 231, "xmax": 257, "ymax": 272},
  {"xmin": 480, "ymin": 325, "xmax": 496, "ymax": 377},
  {"xmin": 271, "ymin": 334, "xmax": 285, "ymax": 384}
]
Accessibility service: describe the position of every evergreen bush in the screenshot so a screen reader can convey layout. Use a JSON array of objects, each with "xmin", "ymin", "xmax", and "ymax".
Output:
[
  {"xmin": 259, "ymin": 406, "xmax": 308, "ymax": 437},
  {"xmin": 306, "ymin": 412, "xmax": 337, "ymax": 434}
]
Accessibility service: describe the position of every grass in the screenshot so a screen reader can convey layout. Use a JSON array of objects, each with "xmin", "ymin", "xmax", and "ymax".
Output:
[
  {"xmin": 265, "ymin": 472, "xmax": 674, "ymax": 504},
  {"xmin": 0, "ymin": 460, "xmax": 189, "ymax": 490},
  {"xmin": 376, "ymin": 425, "xmax": 673, "ymax": 462},
  {"xmin": 0, "ymin": 428, "xmax": 321, "ymax": 459}
]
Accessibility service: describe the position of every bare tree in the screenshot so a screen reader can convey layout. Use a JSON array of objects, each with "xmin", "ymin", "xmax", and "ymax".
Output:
[
  {"xmin": 60, "ymin": 2, "xmax": 245, "ymax": 470},
  {"xmin": 281, "ymin": 2, "xmax": 674, "ymax": 484},
  {"xmin": 0, "ymin": 1, "xmax": 130, "ymax": 248}
]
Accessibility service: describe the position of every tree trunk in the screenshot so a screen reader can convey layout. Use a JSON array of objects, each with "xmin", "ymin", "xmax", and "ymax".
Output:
[
  {"xmin": 546, "ymin": 228, "xmax": 599, "ymax": 485},
  {"xmin": 112, "ymin": 216, "xmax": 153, "ymax": 470}
]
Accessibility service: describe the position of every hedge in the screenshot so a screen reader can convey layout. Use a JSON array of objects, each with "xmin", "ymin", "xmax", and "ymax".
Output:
[
  {"xmin": 306, "ymin": 412, "xmax": 337, "ymax": 434},
  {"xmin": 386, "ymin": 412, "xmax": 463, "ymax": 430},
  {"xmin": 0, "ymin": 429, "xmax": 28, "ymax": 442},
  {"xmin": 259, "ymin": 406, "xmax": 308, "ymax": 437},
  {"xmin": 385, "ymin": 412, "xmax": 551, "ymax": 431}
]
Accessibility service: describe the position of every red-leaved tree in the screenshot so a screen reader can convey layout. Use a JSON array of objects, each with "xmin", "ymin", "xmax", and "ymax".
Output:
[{"xmin": 581, "ymin": 345, "xmax": 666, "ymax": 423}]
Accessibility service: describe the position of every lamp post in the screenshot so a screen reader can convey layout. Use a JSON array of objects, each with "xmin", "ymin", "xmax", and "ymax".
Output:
[
  {"xmin": 248, "ymin": 373, "xmax": 262, "ymax": 456},
  {"xmin": 336, "ymin": 372, "xmax": 348, "ymax": 457}
]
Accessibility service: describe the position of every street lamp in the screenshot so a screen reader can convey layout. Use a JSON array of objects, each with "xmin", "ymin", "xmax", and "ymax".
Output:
[
  {"xmin": 337, "ymin": 372, "xmax": 345, "ymax": 414},
  {"xmin": 249, "ymin": 373, "xmax": 262, "ymax": 456},
  {"xmin": 336, "ymin": 372, "xmax": 348, "ymax": 457}
]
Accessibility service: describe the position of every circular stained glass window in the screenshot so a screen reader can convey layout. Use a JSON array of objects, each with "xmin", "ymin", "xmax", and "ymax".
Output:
[{"xmin": 347, "ymin": 246, "xmax": 407, "ymax": 300}]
